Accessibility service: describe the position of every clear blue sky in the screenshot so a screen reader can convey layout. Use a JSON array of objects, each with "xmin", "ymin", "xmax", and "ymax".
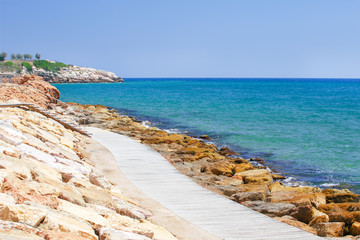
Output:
[{"xmin": 1, "ymin": 0, "xmax": 360, "ymax": 78}]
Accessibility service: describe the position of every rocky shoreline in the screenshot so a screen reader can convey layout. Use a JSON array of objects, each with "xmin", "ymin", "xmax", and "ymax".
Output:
[
  {"xmin": 66, "ymin": 105, "xmax": 360, "ymax": 239},
  {"xmin": 1, "ymin": 75, "xmax": 360, "ymax": 239}
]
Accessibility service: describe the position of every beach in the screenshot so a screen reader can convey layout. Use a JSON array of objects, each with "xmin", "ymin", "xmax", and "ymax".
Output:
[{"xmin": 0, "ymin": 75, "xmax": 360, "ymax": 239}]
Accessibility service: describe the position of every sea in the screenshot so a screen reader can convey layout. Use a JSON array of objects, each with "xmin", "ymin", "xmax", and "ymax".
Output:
[{"xmin": 53, "ymin": 78, "xmax": 360, "ymax": 193}]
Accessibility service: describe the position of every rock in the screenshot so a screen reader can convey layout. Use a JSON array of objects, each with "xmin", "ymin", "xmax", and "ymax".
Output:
[
  {"xmin": 0, "ymin": 204, "xmax": 47, "ymax": 227},
  {"xmin": 233, "ymin": 169, "xmax": 273, "ymax": 184},
  {"xmin": 322, "ymin": 188, "xmax": 360, "ymax": 203},
  {"xmin": 199, "ymin": 135, "xmax": 210, "ymax": 140},
  {"xmin": 265, "ymin": 190, "xmax": 326, "ymax": 208},
  {"xmin": 242, "ymin": 201, "xmax": 296, "ymax": 217},
  {"xmin": 319, "ymin": 203, "xmax": 360, "ymax": 213},
  {"xmin": 313, "ymin": 222, "xmax": 345, "ymax": 237},
  {"xmin": 290, "ymin": 205, "xmax": 314, "ymax": 224},
  {"xmin": 271, "ymin": 174, "xmax": 286, "ymax": 180},
  {"xmin": 89, "ymin": 168, "xmax": 112, "ymax": 190},
  {"xmin": 274, "ymin": 216, "xmax": 317, "ymax": 235},
  {"xmin": 328, "ymin": 207, "xmax": 354, "ymax": 224},
  {"xmin": 350, "ymin": 222, "xmax": 360, "ymax": 236},
  {"xmin": 231, "ymin": 192, "xmax": 264, "ymax": 203},
  {"xmin": 35, "ymin": 176, "xmax": 85, "ymax": 206},
  {"xmin": 39, "ymin": 210, "xmax": 97, "ymax": 240},
  {"xmin": 57, "ymin": 199, "xmax": 110, "ymax": 231},
  {"xmin": 232, "ymin": 162, "xmax": 254, "ymax": 173},
  {"xmin": 99, "ymin": 228, "xmax": 152, "ymax": 240},
  {"xmin": 218, "ymin": 147, "xmax": 237, "ymax": 156},
  {"xmin": 0, "ymin": 220, "xmax": 45, "ymax": 239},
  {"xmin": 209, "ymin": 161, "xmax": 236, "ymax": 176},
  {"xmin": 309, "ymin": 208, "xmax": 329, "ymax": 226},
  {"xmin": 43, "ymin": 230, "xmax": 90, "ymax": 240}
]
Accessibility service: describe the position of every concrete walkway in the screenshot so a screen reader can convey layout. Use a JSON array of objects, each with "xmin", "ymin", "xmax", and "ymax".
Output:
[{"xmin": 87, "ymin": 127, "xmax": 321, "ymax": 240}]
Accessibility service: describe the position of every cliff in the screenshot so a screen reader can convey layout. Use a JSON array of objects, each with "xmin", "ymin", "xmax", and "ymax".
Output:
[{"xmin": 0, "ymin": 61, "xmax": 124, "ymax": 83}]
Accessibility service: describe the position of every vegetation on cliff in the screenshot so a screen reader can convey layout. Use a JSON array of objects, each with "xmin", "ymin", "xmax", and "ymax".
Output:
[{"xmin": 33, "ymin": 60, "xmax": 68, "ymax": 73}]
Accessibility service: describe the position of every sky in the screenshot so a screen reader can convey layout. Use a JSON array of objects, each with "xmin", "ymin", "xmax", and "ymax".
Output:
[{"xmin": 0, "ymin": 0, "xmax": 360, "ymax": 78}]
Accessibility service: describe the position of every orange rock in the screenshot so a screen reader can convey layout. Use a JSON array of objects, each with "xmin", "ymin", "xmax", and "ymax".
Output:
[
  {"xmin": 266, "ymin": 190, "xmax": 326, "ymax": 208},
  {"xmin": 313, "ymin": 222, "xmax": 344, "ymax": 237},
  {"xmin": 350, "ymin": 221, "xmax": 360, "ymax": 236},
  {"xmin": 327, "ymin": 207, "xmax": 354, "ymax": 224},
  {"xmin": 322, "ymin": 188, "xmax": 360, "ymax": 203},
  {"xmin": 44, "ymin": 231, "xmax": 91, "ymax": 240}
]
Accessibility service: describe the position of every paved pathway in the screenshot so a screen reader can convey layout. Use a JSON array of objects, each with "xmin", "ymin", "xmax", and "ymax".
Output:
[{"xmin": 87, "ymin": 127, "xmax": 321, "ymax": 240}]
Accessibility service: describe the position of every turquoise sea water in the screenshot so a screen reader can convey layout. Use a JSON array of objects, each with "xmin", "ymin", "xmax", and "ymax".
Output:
[{"xmin": 54, "ymin": 78, "xmax": 360, "ymax": 193}]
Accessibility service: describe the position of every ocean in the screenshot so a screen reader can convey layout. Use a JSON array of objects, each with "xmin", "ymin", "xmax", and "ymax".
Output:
[{"xmin": 53, "ymin": 78, "xmax": 360, "ymax": 193}]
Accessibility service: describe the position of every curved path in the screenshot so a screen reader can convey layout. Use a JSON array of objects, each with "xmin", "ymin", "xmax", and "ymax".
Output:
[{"xmin": 87, "ymin": 127, "xmax": 321, "ymax": 240}]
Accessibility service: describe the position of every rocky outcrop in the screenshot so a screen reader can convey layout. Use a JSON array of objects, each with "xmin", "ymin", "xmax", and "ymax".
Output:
[
  {"xmin": 32, "ymin": 65, "xmax": 123, "ymax": 83},
  {"xmin": 0, "ymin": 75, "xmax": 60, "ymax": 109},
  {"xmin": 0, "ymin": 84, "xmax": 176, "ymax": 239},
  {"xmin": 0, "ymin": 62, "xmax": 123, "ymax": 83}
]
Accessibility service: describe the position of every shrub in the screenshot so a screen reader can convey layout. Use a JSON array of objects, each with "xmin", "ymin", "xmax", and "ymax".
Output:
[
  {"xmin": 4, "ymin": 61, "xmax": 13, "ymax": 67},
  {"xmin": 0, "ymin": 52, "xmax": 6, "ymax": 61},
  {"xmin": 33, "ymin": 60, "xmax": 67, "ymax": 72},
  {"xmin": 22, "ymin": 62, "xmax": 32, "ymax": 72}
]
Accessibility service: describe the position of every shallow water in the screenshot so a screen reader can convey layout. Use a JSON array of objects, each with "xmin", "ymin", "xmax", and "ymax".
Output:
[{"xmin": 54, "ymin": 78, "xmax": 360, "ymax": 193}]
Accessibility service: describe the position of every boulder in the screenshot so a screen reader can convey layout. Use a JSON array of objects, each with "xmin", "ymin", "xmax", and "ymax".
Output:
[
  {"xmin": 231, "ymin": 192, "xmax": 264, "ymax": 203},
  {"xmin": 313, "ymin": 222, "xmax": 345, "ymax": 237},
  {"xmin": 0, "ymin": 220, "xmax": 44, "ymax": 240},
  {"xmin": 233, "ymin": 169, "xmax": 273, "ymax": 184},
  {"xmin": 265, "ymin": 190, "xmax": 326, "ymax": 208},
  {"xmin": 328, "ymin": 207, "xmax": 354, "ymax": 224},
  {"xmin": 89, "ymin": 168, "xmax": 112, "ymax": 190},
  {"xmin": 99, "ymin": 228, "xmax": 152, "ymax": 240},
  {"xmin": 242, "ymin": 201, "xmax": 296, "ymax": 217},
  {"xmin": 350, "ymin": 221, "xmax": 360, "ymax": 236},
  {"xmin": 322, "ymin": 188, "xmax": 360, "ymax": 203},
  {"xmin": 308, "ymin": 208, "xmax": 329, "ymax": 226},
  {"xmin": 0, "ymin": 204, "xmax": 47, "ymax": 227},
  {"xmin": 43, "ymin": 230, "xmax": 90, "ymax": 240},
  {"xmin": 274, "ymin": 216, "xmax": 317, "ymax": 235},
  {"xmin": 57, "ymin": 199, "xmax": 110, "ymax": 231},
  {"xmin": 290, "ymin": 205, "xmax": 314, "ymax": 224},
  {"xmin": 39, "ymin": 210, "xmax": 97, "ymax": 240},
  {"xmin": 232, "ymin": 162, "xmax": 254, "ymax": 173}
]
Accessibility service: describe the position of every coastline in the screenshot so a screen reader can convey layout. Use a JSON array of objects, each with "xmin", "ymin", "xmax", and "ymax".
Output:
[{"xmin": 1, "ymin": 75, "xmax": 360, "ymax": 238}]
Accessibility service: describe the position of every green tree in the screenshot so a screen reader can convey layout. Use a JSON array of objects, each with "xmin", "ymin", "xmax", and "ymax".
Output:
[
  {"xmin": 11, "ymin": 54, "xmax": 16, "ymax": 60},
  {"xmin": 16, "ymin": 54, "xmax": 23, "ymax": 60},
  {"xmin": 23, "ymin": 54, "xmax": 32, "ymax": 61},
  {"xmin": 35, "ymin": 53, "xmax": 40, "ymax": 60},
  {"xmin": 0, "ymin": 52, "xmax": 6, "ymax": 61}
]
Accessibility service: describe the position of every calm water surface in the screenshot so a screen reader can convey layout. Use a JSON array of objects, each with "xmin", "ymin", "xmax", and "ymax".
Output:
[{"xmin": 54, "ymin": 78, "xmax": 360, "ymax": 193}]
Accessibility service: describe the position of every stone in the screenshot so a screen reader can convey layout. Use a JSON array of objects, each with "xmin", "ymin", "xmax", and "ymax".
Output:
[
  {"xmin": 313, "ymin": 222, "xmax": 345, "ymax": 237},
  {"xmin": 328, "ymin": 207, "xmax": 354, "ymax": 224},
  {"xmin": 113, "ymin": 198, "xmax": 148, "ymax": 220},
  {"xmin": 308, "ymin": 208, "xmax": 329, "ymax": 226},
  {"xmin": 57, "ymin": 199, "xmax": 110, "ymax": 231},
  {"xmin": 35, "ymin": 176, "xmax": 85, "ymax": 206},
  {"xmin": 43, "ymin": 230, "xmax": 90, "ymax": 240},
  {"xmin": 242, "ymin": 200, "xmax": 296, "ymax": 217},
  {"xmin": 39, "ymin": 210, "xmax": 97, "ymax": 240},
  {"xmin": 77, "ymin": 187, "xmax": 117, "ymax": 210},
  {"xmin": 89, "ymin": 167, "xmax": 112, "ymax": 189},
  {"xmin": 0, "ymin": 220, "xmax": 44, "ymax": 239},
  {"xmin": 99, "ymin": 228, "xmax": 152, "ymax": 240},
  {"xmin": 231, "ymin": 192, "xmax": 264, "ymax": 203},
  {"xmin": 350, "ymin": 222, "xmax": 360, "ymax": 236},
  {"xmin": 233, "ymin": 169, "xmax": 273, "ymax": 184},
  {"xmin": 232, "ymin": 162, "xmax": 254, "ymax": 173},
  {"xmin": 274, "ymin": 216, "xmax": 317, "ymax": 235},
  {"xmin": 209, "ymin": 161, "xmax": 235, "ymax": 176},
  {"xmin": 0, "ymin": 193, "xmax": 16, "ymax": 206},
  {"xmin": 265, "ymin": 190, "xmax": 326, "ymax": 208},
  {"xmin": 290, "ymin": 205, "xmax": 314, "ymax": 224},
  {"xmin": 0, "ymin": 204, "xmax": 47, "ymax": 227},
  {"xmin": 322, "ymin": 188, "xmax": 360, "ymax": 203}
]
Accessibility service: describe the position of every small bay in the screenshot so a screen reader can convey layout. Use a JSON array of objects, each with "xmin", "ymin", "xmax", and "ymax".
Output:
[{"xmin": 54, "ymin": 78, "xmax": 360, "ymax": 193}]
